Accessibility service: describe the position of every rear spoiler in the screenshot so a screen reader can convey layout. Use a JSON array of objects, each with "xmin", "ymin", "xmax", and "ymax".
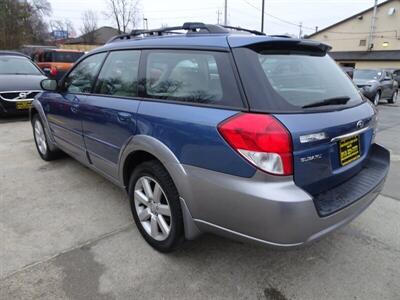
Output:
[{"xmin": 228, "ymin": 36, "xmax": 332, "ymax": 56}]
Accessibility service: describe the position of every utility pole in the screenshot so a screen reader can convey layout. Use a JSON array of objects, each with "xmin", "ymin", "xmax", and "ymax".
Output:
[
  {"xmin": 367, "ymin": 0, "xmax": 378, "ymax": 51},
  {"xmin": 143, "ymin": 18, "xmax": 148, "ymax": 30},
  {"xmin": 224, "ymin": 0, "xmax": 228, "ymax": 25},
  {"xmin": 217, "ymin": 9, "xmax": 222, "ymax": 24},
  {"xmin": 261, "ymin": 0, "xmax": 265, "ymax": 33},
  {"xmin": 299, "ymin": 22, "xmax": 303, "ymax": 39}
]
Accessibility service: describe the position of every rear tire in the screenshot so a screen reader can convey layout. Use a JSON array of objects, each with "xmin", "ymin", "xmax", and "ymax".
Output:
[
  {"xmin": 128, "ymin": 160, "xmax": 184, "ymax": 252},
  {"xmin": 32, "ymin": 114, "xmax": 60, "ymax": 161},
  {"xmin": 373, "ymin": 91, "xmax": 381, "ymax": 106},
  {"xmin": 388, "ymin": 90, "xmax": 398, "ymax": 104}
]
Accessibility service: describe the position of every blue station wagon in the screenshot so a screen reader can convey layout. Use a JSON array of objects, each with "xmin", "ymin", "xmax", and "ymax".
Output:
[{"xmin": 31, "ymin": 23, "xmax": 390, "ymax": 252}]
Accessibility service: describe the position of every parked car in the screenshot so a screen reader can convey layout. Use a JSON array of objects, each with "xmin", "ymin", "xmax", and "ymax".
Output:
[
  {"xmin": 32, "ymin": 49, "xmax": 84, "ymax": 80},
  {"xmin": 353, "ymin": 69, "xmax": 398, "ymax": 105},
  {"xmin": 30, "ymin": 23, "xmax": 390, "ymax": 252},
  {"xmin": 0, "ymin": 51, "xmax": 46, "ymax": 116}
]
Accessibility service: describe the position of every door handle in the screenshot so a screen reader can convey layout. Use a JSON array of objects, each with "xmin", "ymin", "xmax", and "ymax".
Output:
[{"xmin": 117, "ymin": 112, "xmax": 132, "ymax": 123}]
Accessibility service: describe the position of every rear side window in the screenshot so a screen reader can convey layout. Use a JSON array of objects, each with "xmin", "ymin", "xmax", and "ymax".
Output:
[
  {"xmin": 233, "ymin": 48, "xmax": 363, "ymax": 112},
  {"xmin": 94, "ymin": 50, "xmax": 140, "ymax": 97},
  {"xmin": 64, "ymin": 52, "xmax": 106, "ymax": 93},
  {"xmin": 144, "ymin": 50, "xmax": 243, "ymax": 108}
]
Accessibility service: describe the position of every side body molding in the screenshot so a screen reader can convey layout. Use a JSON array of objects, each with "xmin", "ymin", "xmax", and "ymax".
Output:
[
  {"xmin": 118, "ymin": 134, "xmax": 202, "ymax": 240},
  {"xmin": 30, "ymin": 99, "xmax": 58, "ymax": 151}
]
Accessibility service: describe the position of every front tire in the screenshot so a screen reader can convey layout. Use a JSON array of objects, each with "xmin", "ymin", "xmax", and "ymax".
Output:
[
  {"xmin": 373, "ymin": 91, "xmax": 381, "ymax": 106},
  {"xmin": 388, "ymin": 90, "xmax": 398, "ymax": 104},
  {"xmin": 128, "ymin": 160, "xmax": 184, "ymax": 252},
  {"xmin": 32, "ymin": 115, "xmax": 60, "ymax": 161}
]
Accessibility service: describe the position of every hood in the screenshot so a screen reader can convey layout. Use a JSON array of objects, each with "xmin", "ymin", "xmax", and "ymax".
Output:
[
  {"xmin": 353, "ymin": 78, "xmax": 378, "ymax": 86},
  {"xmin": 0, "ymin": 74, "xmax": 47, "ymax": 92}
]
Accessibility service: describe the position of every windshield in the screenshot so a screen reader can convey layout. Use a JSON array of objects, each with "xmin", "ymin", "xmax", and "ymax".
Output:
[
  {"xmin": 0, "ymin": 56, "xmax": 42, "ymax": 75},
  {"xmin": 233, "ymin": 48, "xmax": 363, "ymax": 112},
  {"xmin": 52, "ymin": 52, "xmax": 84, "ymax": 63},
  {"xmin": 354, "ymin": 69, "xmax": 382, "ymax": 80}
]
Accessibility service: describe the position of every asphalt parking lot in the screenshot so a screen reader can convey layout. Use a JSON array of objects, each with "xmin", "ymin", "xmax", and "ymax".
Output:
[{"xmin": 1, "ymin": 103, "xmax": 400, "ymax": 300}]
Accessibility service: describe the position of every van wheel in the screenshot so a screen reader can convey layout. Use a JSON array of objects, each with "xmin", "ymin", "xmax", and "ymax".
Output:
[
  {"xmin": 388, "ymin": 90, "xmax": 398, "ymax": 104},
  {"xmin": 373, "ymin": 91, "xmax": 381, "ymax": 106},
  {"xmin": 128, "ymin": 160, "xmax": 184, "ymax": 252},
  {"xmin": 32, "ymin": 115, "xmax": 60, "ymax": 161}
]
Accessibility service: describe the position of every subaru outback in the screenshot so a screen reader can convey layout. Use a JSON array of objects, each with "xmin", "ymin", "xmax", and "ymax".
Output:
[{"xmin": 30, "ymin": 23, "xmax": 390, "ymax": 252}]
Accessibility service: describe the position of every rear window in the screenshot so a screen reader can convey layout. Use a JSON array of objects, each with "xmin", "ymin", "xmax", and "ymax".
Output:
[
  {"xmin": 144, "ymin": 50, "xmax": 244, "ymax": 108},
  {"xmin": 233, "ymin": 48, "xmax": 363, "ymax": 112}
]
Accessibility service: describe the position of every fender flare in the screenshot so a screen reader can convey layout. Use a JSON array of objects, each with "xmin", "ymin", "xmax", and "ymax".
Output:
[
  {"xmin": 30, "ymin": 99, "xmax": 58, "ymax": 151},
  {"xmin": 117, "ymin": 135, "xmax": 201, "ymax": 240}
]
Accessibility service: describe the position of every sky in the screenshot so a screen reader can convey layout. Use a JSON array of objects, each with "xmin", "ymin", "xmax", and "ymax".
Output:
[{"xmin": 47, "ymin": 0, "xmax": 387, "ymax": 37}]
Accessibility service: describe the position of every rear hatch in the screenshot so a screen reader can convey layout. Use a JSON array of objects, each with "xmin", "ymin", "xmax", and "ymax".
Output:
[{"xmin": 229, "ymin": 36, "xmax": 377, "ymax": 196}]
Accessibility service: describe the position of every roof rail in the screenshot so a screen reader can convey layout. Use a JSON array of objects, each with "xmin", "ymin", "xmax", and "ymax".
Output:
[
  {"xmin": 220, "ymin": 25, "xmax": 266, "ymax": 36},
  {"xmin": 107, "ymin": 22, "xmax": 229, "ymax": 43}
]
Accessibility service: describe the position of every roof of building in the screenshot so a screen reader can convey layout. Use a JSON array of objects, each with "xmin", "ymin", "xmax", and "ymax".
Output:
[
  {"xmin": 65, "ymin": 26, "xmax": 120, "ymax": 45},
  {"xmin": 307, "ymin": 0, "xmax": 397, "ymax": 38},
  {"xmin": 329, "ymin": 50, "xmax": 400, "ymax": 61}
]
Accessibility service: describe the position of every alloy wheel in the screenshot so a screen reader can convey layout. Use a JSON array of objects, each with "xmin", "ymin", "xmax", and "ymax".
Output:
[
  {"xmin": 34, "ymin": 120, "xmax": 47, "ymax": 155},
  {"xmin": 134, "ymin": 176, "xmax": 172, "ymax": 241},
  {"xmin": 373, "ymin": 92, "xmax": 380, "ymax": 106}
]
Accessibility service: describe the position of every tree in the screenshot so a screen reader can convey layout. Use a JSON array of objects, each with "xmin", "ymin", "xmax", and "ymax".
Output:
[
  {"xmin": 104, "ymin": 0, "xmax": 140, "ymax": 33},
  {"xmin": 0, "ymin": 0, "xmax": 51, "ymax": 49},
  {"xmin": 81, "ymin": 10, "xmax": 98, "ymax": 44}
]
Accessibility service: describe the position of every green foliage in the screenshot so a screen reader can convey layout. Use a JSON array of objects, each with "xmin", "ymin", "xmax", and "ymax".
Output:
[{"xmin": 0, "ymin": 0, "xmax": 51, "ymax": 49}]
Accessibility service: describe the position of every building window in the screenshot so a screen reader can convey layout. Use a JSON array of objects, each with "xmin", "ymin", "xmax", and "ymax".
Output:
[{"xmin": 359, "ymin": 39, "xmax": 366, "ymax": 46}]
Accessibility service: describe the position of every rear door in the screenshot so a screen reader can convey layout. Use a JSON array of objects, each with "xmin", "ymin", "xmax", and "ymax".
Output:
[
  {"xmin": 79, "ymin": 50, "xmax": 141, "ymax": 179},
  {"xmin": 381, "ymin": 71, "xmax": 393, "ymax": 98}
]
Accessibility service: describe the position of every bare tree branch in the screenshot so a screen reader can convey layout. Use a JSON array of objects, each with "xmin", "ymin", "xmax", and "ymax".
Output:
[
  {"xmin": 104, "ymin": 0, "xmax": 140, "ymax": 33},
  {"xmin": 81, "ymin": 10, "xmax": 98, "ymax": 44}
]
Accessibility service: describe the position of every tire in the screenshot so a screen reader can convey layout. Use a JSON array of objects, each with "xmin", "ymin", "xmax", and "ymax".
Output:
[
  {"xmin": 388, "ymin": 90, "xmax": 398, "ymax": 104},
  {"xmin": 32, "ymin": 114, "xmax": 60, "ymax": 161},
  {"xmin": 373, "ymin": 91, "xmax": 381, "ymax": 106},
  {"xmin": 128, "ymin": 160, "xmax": 184, "ymax": 252}
]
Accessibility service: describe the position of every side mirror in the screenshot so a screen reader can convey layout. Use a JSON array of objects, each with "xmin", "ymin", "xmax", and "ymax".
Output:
[{"xmin": 40, "ymin": 79, "xmax": 58, "ymax": 91}]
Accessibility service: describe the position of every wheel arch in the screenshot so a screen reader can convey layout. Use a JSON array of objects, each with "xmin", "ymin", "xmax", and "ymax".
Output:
[{"xmin": 118, "ymin": 135, "xmax": 201, "ymax": 240}]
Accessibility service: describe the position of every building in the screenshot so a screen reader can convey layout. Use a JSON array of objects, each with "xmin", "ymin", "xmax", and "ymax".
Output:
[
  {"xmin": 61, "ymin": 26, "xmax": 120, "ymax": 51},
  {"xmin": 307, "ymin": 0, "xmax": 400, "ymax": 69}
]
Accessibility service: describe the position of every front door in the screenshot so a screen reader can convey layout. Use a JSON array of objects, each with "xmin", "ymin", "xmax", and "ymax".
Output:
[
  {"xmin": 79, "ymin": 50, "xmax": 141, "ymax": 179},
  {"xmin": 45, "ymin": 52, "xmax": 107, "ymax": 162}
]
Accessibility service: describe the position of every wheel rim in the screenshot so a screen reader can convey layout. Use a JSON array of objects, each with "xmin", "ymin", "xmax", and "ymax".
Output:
[
  {"xmin": 393, "ymin": 91, "xmax": 398, "ymax": 103},
  {"xmin": 374, "ymin": 93, "xmax": 380, "ymax": 106},
  {"xmin": 134, "ymin": 176, "xmax": 172, "ymax": 241},
  {"xmin": 34, "ymin": 120, "xmax": 47, "ymax": 155}
]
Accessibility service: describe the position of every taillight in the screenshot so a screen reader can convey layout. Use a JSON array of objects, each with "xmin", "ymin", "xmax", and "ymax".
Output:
[
  {"xmin": 218, "ymin": 113, "xmax": 293, "ymax": 176},
  {"xmin": 50, "ymin": 66, "xmax": 58, "ymax": 77}
]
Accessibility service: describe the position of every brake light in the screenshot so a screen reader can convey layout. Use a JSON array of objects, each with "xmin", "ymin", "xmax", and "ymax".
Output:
[
  {"xmin": 50, "ymin": 66, "xmax": 58, "ymax": 77},
  {"xmin": 218, "ymin": 113, "xmax": 293, "ymax": 175}
]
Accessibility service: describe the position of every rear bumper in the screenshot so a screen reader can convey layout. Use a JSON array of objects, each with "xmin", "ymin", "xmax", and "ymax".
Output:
[{"xmin": 180, "ymin": 144, "xmax": 390, "ymax": 247}]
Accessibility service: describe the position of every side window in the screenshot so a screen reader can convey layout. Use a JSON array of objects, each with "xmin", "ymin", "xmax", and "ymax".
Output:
[
  {"xmin": 94, "ymin": 50, "xmax": 140, "ymax": 97},
  {"xmin": 64, "ymin": 52, "xmax": 106, "ymax": 94},
  {"xmin": 144, "ymin": 50, "xmax": 243, "ymax": 108},
  {"xmin": 43, "ymin": 52, "xmax": 53, "ymax": 62}
]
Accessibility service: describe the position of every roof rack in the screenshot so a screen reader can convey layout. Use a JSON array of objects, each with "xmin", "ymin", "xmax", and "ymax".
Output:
[
  {"xmin": 220, "ymin": 25, "xmax": 265, "ymax": 36},
  {"xmin": 107, "ymin": 22, "xmax": 229, "ymax": 43}
]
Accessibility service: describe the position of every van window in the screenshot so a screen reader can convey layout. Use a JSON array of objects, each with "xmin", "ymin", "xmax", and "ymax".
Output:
[
  {"xmin": 94, "ymin": 50, "xmax": 140, "ymax": 97},
  {"xmin": 144, "ymin": 50, "xmax": 243, "ymax": 108},
  {"xmin": 64, "ymin": 52, "xmax": 106, "ymax": 93}
]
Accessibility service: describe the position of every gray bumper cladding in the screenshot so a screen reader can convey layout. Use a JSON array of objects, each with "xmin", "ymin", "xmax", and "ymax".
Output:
[{"xmin": 313, "ymin": 143, "xmax": 390, "ymax": 217}]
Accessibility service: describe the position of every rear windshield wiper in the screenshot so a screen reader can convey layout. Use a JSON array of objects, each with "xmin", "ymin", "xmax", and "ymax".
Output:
[{"xmin": 302, "ymin": 96, "xmax": 350, "ymax": 109}]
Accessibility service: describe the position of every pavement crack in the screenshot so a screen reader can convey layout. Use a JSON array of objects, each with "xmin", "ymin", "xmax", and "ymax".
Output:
[{"xmin": 1, "ymin": 223, "xmax": 134, "ymax": 281}]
